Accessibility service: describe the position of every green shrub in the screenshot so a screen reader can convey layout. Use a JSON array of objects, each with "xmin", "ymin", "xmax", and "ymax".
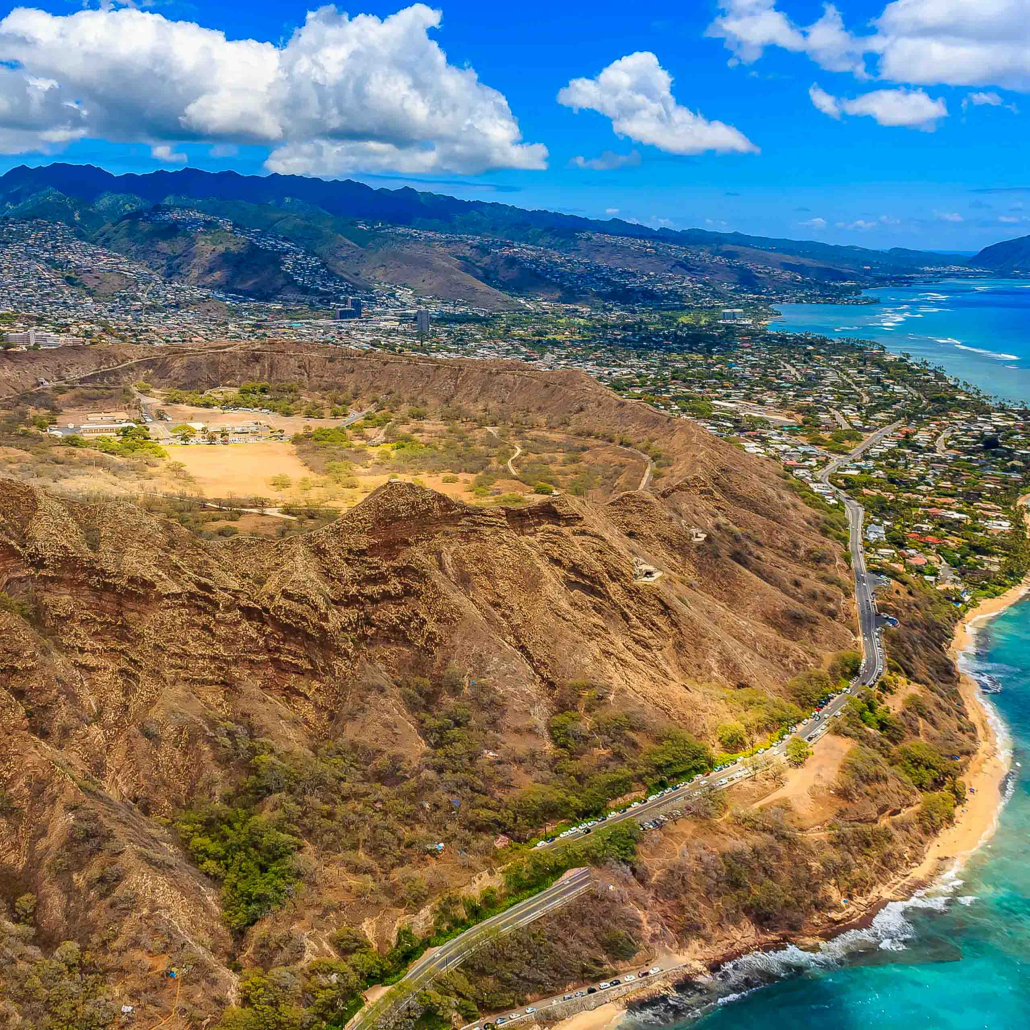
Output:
[
  {"xmin": 785, "ymin": 738, "xmax": 812, "ymax": 767},
  {"xmin": 919, "ymin": 791, "xmax": 956, "ymax": 833},
  {"xmin": 174, "ymin": 806, "xmax": 302, "ymax": 934}
]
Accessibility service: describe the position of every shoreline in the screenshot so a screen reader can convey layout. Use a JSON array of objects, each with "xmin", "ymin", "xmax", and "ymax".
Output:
[{"xmin": 545, "ymin": 571, "xmax": 1028, "ymax": 1030}]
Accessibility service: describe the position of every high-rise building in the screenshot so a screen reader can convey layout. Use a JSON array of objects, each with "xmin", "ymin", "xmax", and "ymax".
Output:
[
  {"xmin": 416, "ymin": 309, "xmax": 430, "ymax": 334},
  {"xmin": 336, "ymin": 298, "xmax": 363, "ymax": 319}
]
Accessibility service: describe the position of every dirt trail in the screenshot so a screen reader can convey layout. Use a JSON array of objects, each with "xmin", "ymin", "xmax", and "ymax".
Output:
[{"xmin": 507, "ymin": 441, "xmax": 523, "ymax": 477}]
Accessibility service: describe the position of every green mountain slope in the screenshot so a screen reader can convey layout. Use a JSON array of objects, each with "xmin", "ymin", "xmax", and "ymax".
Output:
[{"xmin": 971, "ymin": 234, "xmax": 1030, "ymax": 274}]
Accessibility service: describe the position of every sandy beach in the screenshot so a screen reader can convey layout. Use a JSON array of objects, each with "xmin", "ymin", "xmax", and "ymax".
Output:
[
  {"xmin": 549, "ymin": 1005, "xmax": 625, "ymax": 1030},
  {"xmin": 541, "ymin": 567, "xmax": 1028, "ymax": 1030}
]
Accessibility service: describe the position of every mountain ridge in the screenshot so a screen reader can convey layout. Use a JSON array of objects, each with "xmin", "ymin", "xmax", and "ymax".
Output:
[
  {"xmin": 972, "ymin": 233, "xmax": 1030, "ymax": 274},
  {"xmin": 1, "ymin": 163, "xmax": 966, "ymax": 273}
]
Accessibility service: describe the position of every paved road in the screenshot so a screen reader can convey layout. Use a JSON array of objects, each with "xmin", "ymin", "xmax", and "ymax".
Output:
[
  {"xmin": 406, "ymin": 870, "xmax": 592, "ymax": 983},
  {"xmin": 350, "ymin": 424, "xmax": 901, "ymax": 1030},
  {"xmin": 351, "ymin": 871, "xmax": 594, "ymax": 1030},
  {"xmin": 817, "ymin": 421, "xmax": 902, "ymax": 687},
  {"xmin": 132, "ymin": 388, "xmax": 173, "ymax": 441},
  {"xmin": 936, "ymin": 425, "xmax": 956, "ymax": 455},
  {"xmin": 839, "ymin": 371, "xmax": 870, "ymax": 405},
  {"xmin": 535, "ymin": 423, "xmax": 904, "ymax": 850},
  {"xmin": 830, "ymin": 408, "xmax": 852, "ymax": 430}
]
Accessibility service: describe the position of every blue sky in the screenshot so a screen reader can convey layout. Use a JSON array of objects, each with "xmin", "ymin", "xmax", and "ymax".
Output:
[{"xmin": 0, "ymin": 0, "xmax": 1028, "ymax": 250}]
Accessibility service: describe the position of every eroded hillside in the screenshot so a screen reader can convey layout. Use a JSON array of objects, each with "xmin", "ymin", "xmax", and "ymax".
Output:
[{"xmin": 0, "ymin": 344, "xmax": 977, "ymax": 1030}]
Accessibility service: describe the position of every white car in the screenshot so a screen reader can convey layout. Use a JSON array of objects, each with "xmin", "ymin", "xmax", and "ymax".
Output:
[{"xmin": 599, "ymin": 982, "xmax": 611, "ymax": 990}]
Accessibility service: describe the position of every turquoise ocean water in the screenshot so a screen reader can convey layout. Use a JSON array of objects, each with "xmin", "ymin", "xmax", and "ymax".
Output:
[
  {"xmin": 770, "ymin": 278, "xmax": 1030, "ymax": 406},
  {"xmin": 628, "ymin": 281, "xmax": 1030, "ymax": 1029},
  {"xmin": 623, "ymin": 600, "xmax": 1030, "ymax": 1030}
]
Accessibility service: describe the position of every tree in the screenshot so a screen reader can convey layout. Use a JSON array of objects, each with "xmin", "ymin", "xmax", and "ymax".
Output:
[
  {"xmin": 717, "ymin": 721, "xmax": 747, "ymax": 752},
  {"xmin": 785, "ymin": 738, "xmax": 813, "ymax": 768},
  {"xmin": 787, "ymin": 669, "xmax": 834, "ymax": 709},
  {"xmin": 829, "ymin": 650, "xmax": 862, "ymax": 684},
  {"xmin": 172, "ymin": 424, "xmax": 197, "ymax": 443},
  {"xmin": 270, "ymin": 474, "xmax": 292, "ymax": 494},
  {"xmin": 919, "ymin": 791, "xmax": 956, "ymax": 833},
  {"xmin": 14, "ymin": 892, "xmax": 36, "ymax": 925}
]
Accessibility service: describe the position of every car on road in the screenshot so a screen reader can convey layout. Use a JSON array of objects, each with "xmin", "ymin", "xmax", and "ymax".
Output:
[
  {"xmin": 586, "ymin": 987, "xmax": 597, "ymax": 995},
  {"xmin": 599, "ymin": 982, "xmax": 611, "ymax": 990},
  {"xmin": 574, "ymin": 991, "xmax": 585, "ymax": 998},
  {"xmin": 624, "ymin": 974, "xmax": 636, "ymax": 982},
  {"xmin": 650, "ymin": 967, "xmax": 661, "ymax": 974},
  {"xmin": 562, "ymin": 994, "xmax": 574, "ymax": 1001},
  {"xmin": 496, "ymin": 1019, "xmax": 507, "ymax": 1025},
  {"xmin": 525, "ymin": 1008, "xmax": 537, "ymax": 1014}
]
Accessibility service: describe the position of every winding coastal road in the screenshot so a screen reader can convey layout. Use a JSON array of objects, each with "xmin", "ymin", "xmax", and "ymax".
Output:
[
  {"xmin": 817, "ymin": 421, "xmax": 902, "ymax": 687},
  {"xmin": 351, "ymin": 871, "xmax": 594, "ymax": 1030},
  {"xmin": 349, "ymin": 425, "xmax": 901, "ymax": 1030}
]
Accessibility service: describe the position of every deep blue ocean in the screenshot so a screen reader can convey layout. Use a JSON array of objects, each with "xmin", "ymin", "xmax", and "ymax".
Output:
[
  {"xmin": 640, "ymin": 280, "xmax": 1030, "ymax": 1029},
  {"xmin": 771, "ymin": 279, "xmax": 1030, "ymax": 406}
]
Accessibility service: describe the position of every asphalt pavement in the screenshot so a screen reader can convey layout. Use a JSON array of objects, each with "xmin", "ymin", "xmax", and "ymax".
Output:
[{"xmin": 348, "ymin": 424, "xmax": 900, "ymax": 1030}]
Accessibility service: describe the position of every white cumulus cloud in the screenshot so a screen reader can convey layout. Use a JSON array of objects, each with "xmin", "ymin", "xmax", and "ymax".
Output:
[
  {"xmin": 0, "ymin": 4, "xmax": 547, "ymax": 175},
  {"xmin": 810, "ymin": 84, "xmax": 947, "ymax": 130},
  {"xmin": 809, "ymin": 84, "xmax": 841, "ymax": 118},
  {"xmin": 799, "ymin": 217, "xmax": 828, "ymax": 229},
  {"xmin": 558, "ymin": 51, "xmax": 758, "ymax": 156},
  {"xmin": 570, "ymin": 149, "xmax": 641, "ymax": 170},
  {"xmin": 873, "ymin": 0, "xmax": 1030, "ymax": 92},
  {"xmin": 707, "ymin": 1, "xmax": 867, "ymax": 76},
  {"xmin": 962, "ymin": 90, "xmax": 1019, "ymax": 114},
  {"xmin": 709, "ymin": 1, "xmax": 1030, "ymax": 94},
  {"xmin": 151, "ymin": 144, "xmax": 187, "ymax": 164},
  {"xmin": 935, "ymin": 210, "xmax": 964, "ymax": 222}
]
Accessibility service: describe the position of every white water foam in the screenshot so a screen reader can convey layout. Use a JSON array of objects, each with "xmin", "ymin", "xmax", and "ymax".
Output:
[
  {"xmin": 699, "ymin": 613, "xmax": 1022, "ymax": 1001},
  {"xmin": 953, "ymin": 344, "xmax": 1019, "ymax": 360}
]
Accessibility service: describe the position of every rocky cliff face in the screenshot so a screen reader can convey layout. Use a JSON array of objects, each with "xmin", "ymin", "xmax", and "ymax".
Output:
[{"xmin": 0, "ymin": 345, "xmax": 862, "ymax": 1022}]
